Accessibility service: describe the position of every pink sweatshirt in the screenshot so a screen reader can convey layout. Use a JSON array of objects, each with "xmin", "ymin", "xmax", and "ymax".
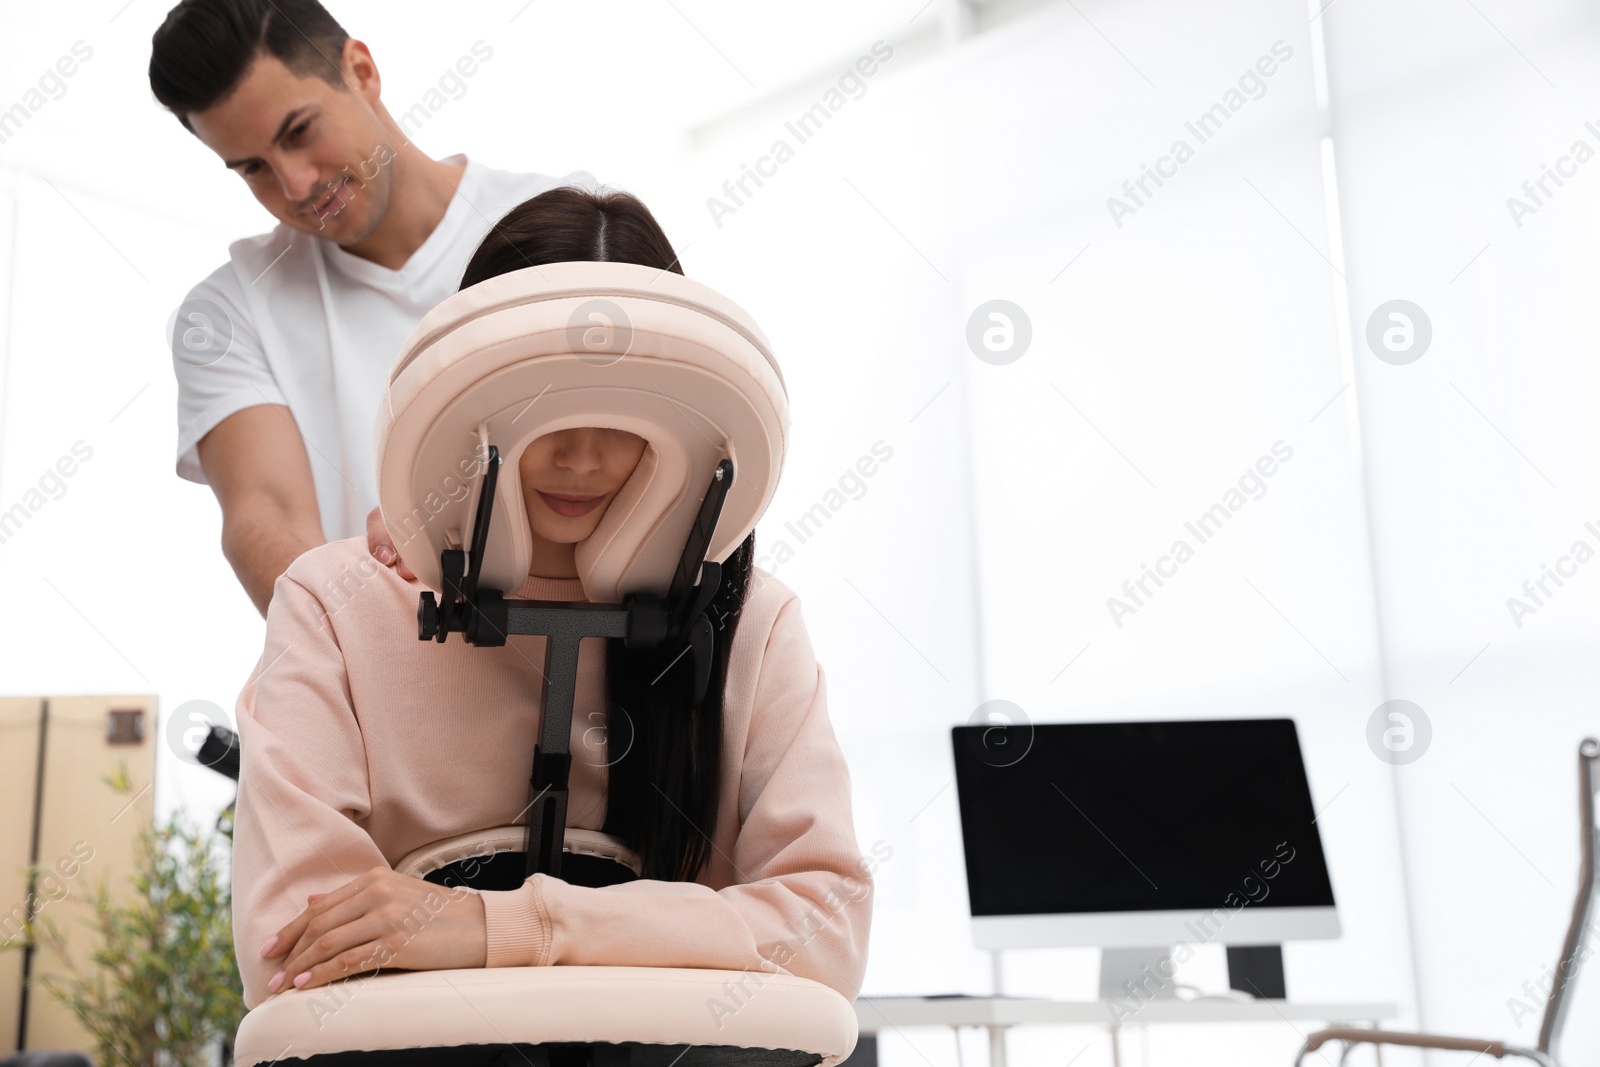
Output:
[{"xmin": 231, "ymin": 537, "xmax": 873, "ymax": 1010}]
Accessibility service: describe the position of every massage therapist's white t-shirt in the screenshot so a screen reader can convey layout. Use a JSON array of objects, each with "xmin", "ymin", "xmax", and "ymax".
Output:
[{"xmin": 171, "ymin": 153, "xmax": 594, "ymax": 541}]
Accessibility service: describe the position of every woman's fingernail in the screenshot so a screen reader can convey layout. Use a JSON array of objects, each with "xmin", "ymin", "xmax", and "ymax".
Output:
[
  {"xmin": 293, "ymin": 971, "xmax": 312, "ymax": 988},
  {"xmin": 260, "ymin": 936, "xmax": 278, "ymax": 956},
  {"xmin": 268, "ymin": 971, "xmax": 284, "ymax": 993}
]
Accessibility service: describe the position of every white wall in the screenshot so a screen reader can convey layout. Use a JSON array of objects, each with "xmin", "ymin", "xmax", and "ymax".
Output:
[
  {"xmin": 1326, "ymin": 0, "xmax": 1600, "ymax": 1060},
  {"xmin": 895, "ymin": 3, "xmax": 1413, "ymax": 1062}
]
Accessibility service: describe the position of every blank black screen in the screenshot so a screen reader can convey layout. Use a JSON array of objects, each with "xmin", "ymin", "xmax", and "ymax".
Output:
[{"xmin": 951, "ymin": 719, "xmax": 1336, "ymax": 916}]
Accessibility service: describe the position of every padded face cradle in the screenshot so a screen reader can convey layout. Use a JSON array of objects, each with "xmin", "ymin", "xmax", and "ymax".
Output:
[{"xmin": 376, "ymin": 261, "xmax": 789, "ymax": 603}]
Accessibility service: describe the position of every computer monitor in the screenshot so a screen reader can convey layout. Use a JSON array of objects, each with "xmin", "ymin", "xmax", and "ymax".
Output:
[{"xmin": 951, "ymin": 718, "xmax": 1339, "ymax": 998}]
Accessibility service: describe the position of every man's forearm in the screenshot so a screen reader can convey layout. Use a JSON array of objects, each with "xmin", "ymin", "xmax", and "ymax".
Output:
[{"xmin": 223, "ymin": 514, "xmax": 325, "ymax": 615}]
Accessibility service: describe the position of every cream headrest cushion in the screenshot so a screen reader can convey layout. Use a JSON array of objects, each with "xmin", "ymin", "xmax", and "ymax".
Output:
[{"xmin": 375, "ymin": 260, "xmax": 789, "ymax": 603}]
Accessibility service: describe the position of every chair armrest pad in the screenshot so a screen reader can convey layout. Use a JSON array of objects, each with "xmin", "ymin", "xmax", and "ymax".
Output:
[{"xmin": 1303, "ymin": 1027, "xmax": 1506, "ymax": 1057}]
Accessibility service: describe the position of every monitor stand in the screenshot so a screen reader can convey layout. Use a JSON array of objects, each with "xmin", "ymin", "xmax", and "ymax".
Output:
[
  {"xmin": 1099, "ymin": 945, "xmax": 1287, "ymax": 1000},
  {"xmin": 1226, "ymin": 944, "xmax": 1286, "ymax": 999},
  {"xmin": 1098, "ymin": 947, "xmax": 1180, "ymax": 1000},
  {"xmin": 988, "ymin": 951, "xmax": 1007, "ymax": 1067}
]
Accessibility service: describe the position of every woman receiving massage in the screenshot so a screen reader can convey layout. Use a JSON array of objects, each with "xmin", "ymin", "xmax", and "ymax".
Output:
[{"xmin": 231, "ymin": 186, "xmax": 874, "ymax": 1012}]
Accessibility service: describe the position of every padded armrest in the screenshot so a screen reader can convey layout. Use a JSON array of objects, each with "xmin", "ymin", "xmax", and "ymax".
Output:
[
  {"xmin": 1294, "ymin": 1027, "xmax": 1553, "ymax": 1066},
  {"xmin": 235, "ymin": 966, "xmax": 858, "ymax": 1066}
]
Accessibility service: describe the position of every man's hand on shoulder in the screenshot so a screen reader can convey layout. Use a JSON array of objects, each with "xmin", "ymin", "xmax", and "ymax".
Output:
[{"xmin": 366, "ymin": 506, "xmax": 416, "ymax": 580}]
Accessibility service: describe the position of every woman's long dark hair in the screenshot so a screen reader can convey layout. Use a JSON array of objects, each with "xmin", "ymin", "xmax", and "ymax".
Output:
[{"xmin": 460, "ymin": 186, "xmax": 753, "ymax": 884}]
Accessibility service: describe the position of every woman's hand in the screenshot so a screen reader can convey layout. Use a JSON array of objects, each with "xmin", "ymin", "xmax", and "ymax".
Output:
[
  {"xmin": 261, "ymin": 866, "xmax": 486, "ymax": 993},
  {"xmin": 366, "ymin": 505, "xmax": 416, "ymax": 580}
]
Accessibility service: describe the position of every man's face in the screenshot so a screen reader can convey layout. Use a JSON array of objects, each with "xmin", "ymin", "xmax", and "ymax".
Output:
[{"xmin": 189, "ymin": 43, "xmax": 395, "ymax": 246}]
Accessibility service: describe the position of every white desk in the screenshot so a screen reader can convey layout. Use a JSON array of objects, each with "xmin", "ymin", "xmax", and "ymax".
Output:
[{"xmin": 854, "ymin": 996, "xmax": 1400, "ymax": 1066}]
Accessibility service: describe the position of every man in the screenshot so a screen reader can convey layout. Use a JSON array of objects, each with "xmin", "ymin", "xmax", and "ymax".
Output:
[{"xmin": 151, "ymin": 0, "xmax": 593, "ymax": 613}]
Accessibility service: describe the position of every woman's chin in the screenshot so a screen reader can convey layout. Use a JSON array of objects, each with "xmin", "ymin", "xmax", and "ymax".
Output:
[{"xmin": 529, "ymin": 519, "xmax": 601, "ymax": 544}]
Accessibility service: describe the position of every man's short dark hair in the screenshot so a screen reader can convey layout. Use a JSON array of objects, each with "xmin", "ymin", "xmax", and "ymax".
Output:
[{"xmin": 149, "ymin": 0, "xmax": 350, "ymax": 132}]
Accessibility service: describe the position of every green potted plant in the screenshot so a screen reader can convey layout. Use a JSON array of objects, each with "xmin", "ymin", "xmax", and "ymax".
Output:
[{"xmin": 25, "ymin": 767, "xmax": 244, "ymax": 1067}]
